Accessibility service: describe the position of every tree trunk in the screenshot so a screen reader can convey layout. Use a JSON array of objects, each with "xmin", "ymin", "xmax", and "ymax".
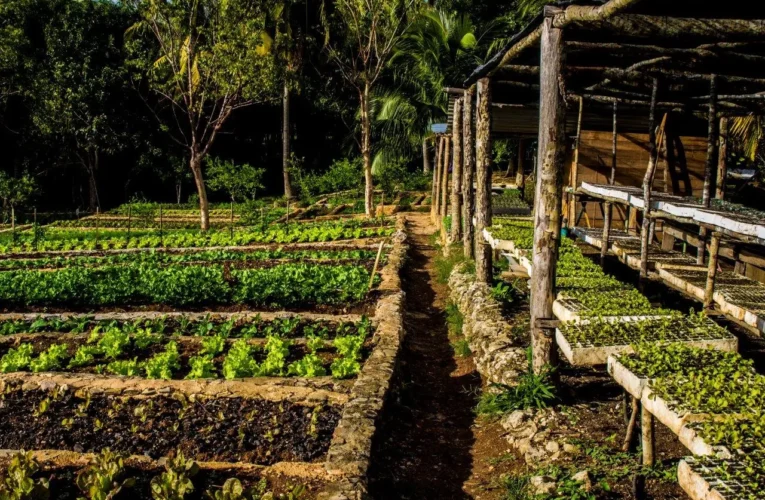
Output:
[
  {"xmin": 176, "ymin": 183, "xmax": 182, "ymax": 205},
  {"xmin": 463, "ymin": 87, "xmax": 476, "ymax": 259},
  {"xmin": 639, "ymin": 80, "xmax": 661, "ymax": 278},
  {"xmin": 432, "ymin": 137, "xmax": 444, "ymax": 222},
  {"xmin": 85, "ymin": 150, "xmax": 100, "ymax": 212},
  {"xmin": 475, "ymin": 78, "xmax": 493, "ymax": 284},
  {"xmin": 505, "ymin": 150, "xmax": 517, "ymax": 178},
  {"xmin": 716, "ymin": 117, "xmax": 729, "ymax": 200},
  {"xmin": 423, "ymin": 138, "xmax": 432, "ymax": 173},
  {"xmin": 530, "ymin": 16, "xmax": 566, "ymax": 375},
  {"xmin": 283, "ymin": 81, "xmax": 293, "ymax": 199},
  {"xmin": 190, "ymin": 152, "xmax": 210, "ymax": 231},
  {"xmin": 450, "ymin": 98, "xmax": 464, "ymax": 244},
  {"xmin": 360, "ymin": 85, "xmax": 374, "ymax": 217}
]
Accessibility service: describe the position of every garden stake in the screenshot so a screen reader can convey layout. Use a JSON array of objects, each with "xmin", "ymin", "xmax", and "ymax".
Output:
[
  {"xmin": 33, "ymin": 208, "xmax": 37, "ymax": 251},
  {"xmin": 230, "ymin": 201, "xmax": 234, "ymax": 238},
  {"xmin": 95, "ymin": 207, "xmax": 100, "ymax": 248},
  {"xmin": 622, "ymin": 396, "xmax": 639, "ymax": 452},
  {"xmin": 368, "ymin": 240, "xmax": 386, "ymax": 293},
  {"xmin": 159, "ymin": 205, "xmax": 163, "ymax": 247},
  {"xmin": 127, "ymin": 203, "xmax": 131, "ymax": 239}
]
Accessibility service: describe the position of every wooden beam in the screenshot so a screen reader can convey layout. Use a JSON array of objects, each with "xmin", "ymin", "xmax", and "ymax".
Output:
[
  {"xmin": 463, "ymin": 87, "xmax": 476, "ymax": 259},
  {"xmin": 716, "ymin": 117, "xmax": 729, "ymax": 200},
  {"xmin": 639, "ymin": 79, "xmax": 660, "ymax": 279},
  {"xmin": 475, "ymin": 78, "xmax": 493, "ymax": 283},
  {"xmin": 530, "ymin": 16, "xmax": 566, "ymax": 375},
  {"xmin": 431, "ymin": 137, "xmax": 444, "ymax": 222},
  {"xmin": 704, "ymin": 232, "xmax": 722, "ymax": 309},
  {"xmin": 451, "ymin": 98, "xmax": 464, "ymax": 244}
]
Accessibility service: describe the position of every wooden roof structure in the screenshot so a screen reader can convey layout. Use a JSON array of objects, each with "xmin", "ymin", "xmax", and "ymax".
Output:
[{"xmin": 463, "ymin": 0, "xmax": 765, "ymax": 136}]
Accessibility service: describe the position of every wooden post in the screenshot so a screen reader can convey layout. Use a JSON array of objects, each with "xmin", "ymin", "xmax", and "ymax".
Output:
[
  {"xmin": 159, "ymin": 205, "xmax": 163, "ymax": 247},
  {"xmin": 601, "ymin": 102, "xmax": 618, "ymax": 264},
  {"xmin": 475, "ymin": 78, "xmax": 493, "ymax": 283},
  {"xmin": 702, "ymin": 76, "xmax": 719, "ymax": 208},
  {"xmin": 699, "ymin": 76, "xmax": 719, "ymax": 265},
  {"xmin": 530, "ymin": 13, "xmax": 566, "ymax": 374},
  {"xmin": 127, "ymin": 204, "xmax": 132, "ymax": 239},
  {"xmin": 716, "ymin": 117, "xmax": 729, "ymax": 200},
  {"xmin": 639, "ymin": 79, "xmax": 660, "ymax": 279},
  {"xmin": 432, "ymin": 136, "xmax": 444, "ymax": 222},
  {"xmin": 451, "ymin": 98, "xmax": 464, "ymax": 244},
  {"xmin": 641, "ymin": 405, "xmax": 655, "ymax": 467},
  {"xmin": 704, "ymin": 232, "xmax": 722, "ymax": 309},
  {"xmin": 440, "ymin": 137, "xmax": 451, "ymax": 238},
  {"xmin": 230, "ymin": 201, "xmax": 235, "ymax": 238},
  {"xmin": 463, "ymin": 87, "xmax": 476, "ymax": 259},
  {"xmin": 516, "ymin": 139, "xmax": 526, "ymax": 190},
  {"xmin": 423, "ymin": 137, "xmax": 432, "ymax": 174},
  {"xmin": 569, "ymin": 96, "xmax": 584, "ymax": 228}
]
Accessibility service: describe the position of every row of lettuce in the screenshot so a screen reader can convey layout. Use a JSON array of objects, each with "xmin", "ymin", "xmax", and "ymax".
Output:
[{"xmin": 0, "ymin": 218, "xmax": 393, "ymax": 253}]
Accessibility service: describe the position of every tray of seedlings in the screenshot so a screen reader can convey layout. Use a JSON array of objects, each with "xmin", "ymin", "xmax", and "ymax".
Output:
[
  {"xmin": 571, "ymin": 227, "xmax": 636, "ymax": 250},
  {"xmin": 553, "ymin": 287, "xmax": 672, "ymax": 323},
  {"xmin": 679, "ymin": 454, "xmax": 765, "ymax": 500},
  {"xmin": 0, "ymin": 214, "xmax": 409, "ymax": 498},
  {"xmin": 557, "ymin": 312, "xmax": 737, "ymax": 366},
  {"xmin": 491, "ymin": 189, "xmax": 530, "ymax": 216},
  {"xmin": 608, "ymin": 344, "xmax": 762, "ymax": 457},
  {"xmin": 610, "ymin": 239, "xmax": 697, "ymax": 271},
  {"xmin": 694, "ymin": 202, "xmax": 765, "ymax": 241}
]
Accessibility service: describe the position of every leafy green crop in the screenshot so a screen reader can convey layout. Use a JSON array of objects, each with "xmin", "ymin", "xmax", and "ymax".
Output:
[
  {"xmin": 144, "ymin": 342, "xmax": 180, "ymax": 380},
  {"xmin": 0, "ymin": 344, "xmax": 34, "ymax": 373},
  {"xmin": 0, "ymin": 451, "xmax": 49, "ymax": 500},
  {"xmin": 222, "ymin": 340, "xmax": 258, "ymax": 379},
  {"xmin": 29, "ymin": 344, "xmax": 69, "ymax": 372}
]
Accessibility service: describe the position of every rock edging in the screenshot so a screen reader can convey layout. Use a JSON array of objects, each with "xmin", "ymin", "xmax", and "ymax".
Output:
[
  {"xmin": 448, "ymin": 262, "xmax": 526, "ymax": 386},
  {"xmin": 318, "ymin": 215, "xmax": 408, "ymax": 500}
]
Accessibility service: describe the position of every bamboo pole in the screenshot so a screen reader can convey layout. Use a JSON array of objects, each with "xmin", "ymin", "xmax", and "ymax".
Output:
[
  {"xmin": 530, "ymin": 16, "xmax": 566, "ymax": 375},
  {"xmin": 475, "ymin": 78, "xmax": 493, "ymax": 283},
  {"xmin": 451, "ymin": 98, "xmax": 464, "ymax": 244},
  {"xmin": 704, "ymin": 232, "xmax": 722, "ymax": 309},
  {"xmin": 639, "ymin": 79, "xmax": 660, "ymax": 279},
  {"xmin": 601, "ymin": 102, "xmax": 617, "ymax": 265},
  {"xmin": 463, "ymin": 87, "xmax": 476, "ymax": 259}
]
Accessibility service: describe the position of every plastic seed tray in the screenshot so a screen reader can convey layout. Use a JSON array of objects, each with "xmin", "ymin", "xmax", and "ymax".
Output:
[
  {"xmin": 557, "ymin": 319, "xmax": 737, "ymax": 366},
  {"xmin": 579, "ymin": 182, "xmax": 641, "ymax": 203},
  {"xmin": 679, "ymin": 456, "xmax": 763, "ymax": 500},
  {"xmin": 571, "ymin": 227, "xmax": 636, "ymax": 250},
  {"xmin": 552, "ymin": 298, "xmax": 669, "ymax": 324}
]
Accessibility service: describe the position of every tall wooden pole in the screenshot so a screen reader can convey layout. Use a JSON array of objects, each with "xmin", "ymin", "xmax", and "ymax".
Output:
[
  {"xmin": 440, "ymin": 137, "xmax": 451, "ymax": 236},
  {"xmin": 699, "ymin": 76, "xmax": 719, "ymax": 265},
  {"xmin": 569, "ymin": 96, "xmax": 584, "ymax": 228},
  {"xmin": 641, "ymin": 405, "xmax": 655, "ymax": 467},
  {"xmin": 475, "ymin": 78, "xmax": 493, "ymax": 284},
  {"xmin": 451, "ymin": 98, "xmax": 464, "ymax": 244},
  {"xmin": 530, "ymin": 14, "xmax": 566, "ymax": 374},
  {"xmin": 423, "ymin": 137, "xmax": 432, "ymax": 174},
  {"xmin": 601, "ymin": 102, "xmax": 618, "ymax": 264},
  {"xmin": 639, "ymin": 79, "xmax": 660, "ymax": 279},
  {"xmin": 704, "ymin": 232, "xmax": 722, "ymax": 309},
  {"xmin": 463, "ymin": 87, "xmax": 476, "ymax": 259},
  {"xmin": 432, "ymin": 136, "xmax": 444, "ymax": 222},
  {"xmin": 716, "ymin": 117, "xmax": 729, "ymax": 200},
  {"xmin": 516, "ymin": 139, "xmax": 527, "ymax": 191}
]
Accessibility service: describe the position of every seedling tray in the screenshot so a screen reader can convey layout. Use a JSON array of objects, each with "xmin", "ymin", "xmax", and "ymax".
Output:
[
  {"xmin": 679, "ymin": 457, "xmax": 762, "ymax": 500},
  {"xmin": 694, "ymin": 208, "xmax": 765, "ymax": 241},
  {"xmin": 579, "ymin": 182, "xmax": 641, "ymax": 203},
  {"xmin": 606, "ymin": 357, "xmax": 721, "ymax": 456},
  {"xmin": 482, "ymin": 228, "xmax": 514, "ymax": 251},
  {"xmin": 571, "ymin": 227, "xmax": 635, "ymax": 250},
  {"xmin": 552, "ymin": 299, "xmax": 668, "ymax": 324},
  {"xmin": 558, "ymin": 322, "xmax": 737, "ymax": 366}
]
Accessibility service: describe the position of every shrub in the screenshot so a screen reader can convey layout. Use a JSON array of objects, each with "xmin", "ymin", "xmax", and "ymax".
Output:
[{"xmin": 294, "ymin": 158, "xmax": 362, "ymax": 199}]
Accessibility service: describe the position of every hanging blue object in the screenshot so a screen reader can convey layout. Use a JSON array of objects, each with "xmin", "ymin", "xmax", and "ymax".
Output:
[{"xmin": 561, "ymin": 227, "xmax": 569, "ymax": 238}]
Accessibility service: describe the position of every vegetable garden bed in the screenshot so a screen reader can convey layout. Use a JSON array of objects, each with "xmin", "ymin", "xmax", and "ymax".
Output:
[
  {"xmin": 679, "ymin": 455, "xmax": 765, "ymax": 500},
  {"xmin": 0, "ymin": 449, "xmax": 332, "ymax": 500}
]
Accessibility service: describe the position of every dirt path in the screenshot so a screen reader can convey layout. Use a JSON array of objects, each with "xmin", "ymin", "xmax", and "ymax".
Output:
[{"xmin": 368, "ymin": 213, "xmax": 482, "ymax": 499}]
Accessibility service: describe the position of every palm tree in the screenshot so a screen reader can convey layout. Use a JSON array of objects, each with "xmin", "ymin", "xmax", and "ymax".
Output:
[{"xmin": 372, "ymin": 8, "xmax": 480, "ymax": 172}]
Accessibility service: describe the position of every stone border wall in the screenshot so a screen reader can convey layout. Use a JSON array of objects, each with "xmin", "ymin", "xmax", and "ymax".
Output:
[
  {"xmin": 448, "ymin": 262, "xmax": 527, "ymax": 386},
  {"xmin": 319, "ymin": 215, "xmax": 408, "ymax": 500}
]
